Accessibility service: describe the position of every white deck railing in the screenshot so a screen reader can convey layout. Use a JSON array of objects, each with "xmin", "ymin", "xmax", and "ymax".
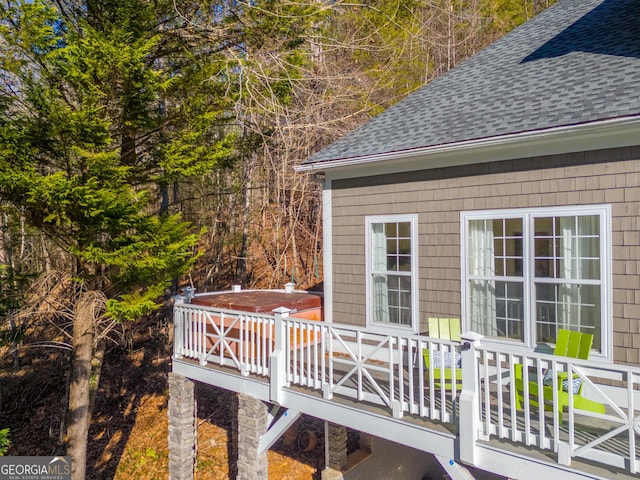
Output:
[
  {"xmin": 474, "ymin": 342, "xmax": 640, "ymax": 473},
  {"xmin": 174, "ymin": 299, "xmax": 640, "ymax": 475},
  {"xmin": 174, "ymin": 301, "xmax": 276, "ymax": 376}
]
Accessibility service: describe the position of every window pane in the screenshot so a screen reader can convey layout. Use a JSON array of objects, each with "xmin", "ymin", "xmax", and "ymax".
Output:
[
  {"xmin": 495, "ymin": 258, "xmax": 504, "ymax": 276},
  {"xmin": 504, "ymin": 218, "xmax": 521, "ymax": 236},
  {"xmin": 399, "ymin": 308, "xmax": 411, "ymax": 326},
  {"xmin": 535, "ymin": 283, "xmax": 601, "ymax": 350},
  {"xmin": 469, "ymin": 279, "xmax": 524, "ymax": 341},
  {"xmin": 580, "ymin": 237, "xmax": 600, "ymax": 257},
  {"xmin": 557, "ymin": 215, "xmax": 600, "ymax": 280},
  {"xmin": 372, "ymin": 274, "xmax": 389, "ymax": 323},
  {"xmin": 370, "ymin": 217, "xmax": 413, "ymax": 327},
  {"xmin": 398, "ymin": 255, "xmax": 411, "ymax": 271},
  {"xmin": 534, "ymin": 217, "xmax": 553, "ymax": 236},
  {"xmin": 506, "ymin": 257, "xmax": 522, "ymax": 277},
  {"xmin": 469, "ymin": 219, "xmax": 498, "ymax": 276},
  {"xmin": 386, "ymin": 238, "xmax": 397, "ymax": 255},
  {"xmin": 492, "ymin": 219, "xmax": 503, "ymax": 237},
  {"xmin": 534, "ymin": 235, "xmax": 553, "ymax": 277},
  {"xmin": 535, "ymin": 259, "xmax": 552, "ymax": 278},
  {"xmin": 381, "ymin": 274, "xmax": 412, "ymax": 325},
  {"xmin": 385, "ymin": 222, "xmax": 397, "ymax": 237},
  {"xmin": 388, "ymin": 290, "xmax": 398, "ymax": 309},
  {"xmin": 371, "ymin": 223, "xmax": 386, "ymax": 270},
  {"xmin": 535, "ymin": 282, "xmax": 557, "ymax": 343},
  {"xmin": 398, "ymin": 222, "xmax": 411, "ymax": 238},
  {"xmin": 387, "ymin": 255, "xmax": 397, "ymax": 271},
  {"xmin": 495, "ymin": 281, "xmax": 524, "ymax": 341},
  {"xmin": 577, "ymin": 215, "xmax": 599, "ymax": 236},
  {"xmin": 398, "ymin": 238, "xmax": 411, "ymax": 254}
]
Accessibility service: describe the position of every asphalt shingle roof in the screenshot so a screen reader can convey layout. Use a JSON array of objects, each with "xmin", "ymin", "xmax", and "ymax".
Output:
[{"xmin": 305, "ymin": 0, "xmax": 640, "ymax": 165}]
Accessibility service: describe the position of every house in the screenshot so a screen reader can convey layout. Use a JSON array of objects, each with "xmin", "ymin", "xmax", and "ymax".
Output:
[{"xmin": 168, "ymin": 0, "xmax": 640, "ymax": 479}]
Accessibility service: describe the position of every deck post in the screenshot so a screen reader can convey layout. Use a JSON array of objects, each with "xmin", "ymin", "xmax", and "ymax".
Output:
[
  {"xmin": 236, "ymin": 393, "xmax": 269, "ymax": 480},
  {"xmin": 270, "ymin": 306, "xmax": 291, "ymax": 404},
  {"xmin": 173, "ymin": 296, "xmax": 184, "ymax": 359},
  {"xmin": 168, "ymin": 373, "xmax": 195, "ymax": 480},
  {"xmin": 321, "ymin": 421, "xmax": 348, "ymax": 480},
  {"xmin": 459, "ymin": 331, "xmax": 483, "ymax": 465}
]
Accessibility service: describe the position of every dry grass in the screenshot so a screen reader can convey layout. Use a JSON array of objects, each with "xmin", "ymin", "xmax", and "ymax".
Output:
[
  {"xmin": 2, "ymin": 315, "xmax": 324, "ymax": 479},
  {"xmin": 109, "ymin": 392, "xmax": 318, "ymax": 480}
]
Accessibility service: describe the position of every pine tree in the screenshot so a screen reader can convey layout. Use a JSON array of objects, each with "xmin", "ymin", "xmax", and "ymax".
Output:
[{"xmin": 0, "ymin": 1, "xmax": 221, "ymax": 476}]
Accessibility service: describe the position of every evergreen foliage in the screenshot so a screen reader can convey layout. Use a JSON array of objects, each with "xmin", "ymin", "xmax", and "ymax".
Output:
[
  {"xmin": 0, "ymin": 428, "xmax": 9, "ymax": 456},
  {"xmin": 0, "ymin": 0, "xmax": 215, "ymax": 318}
]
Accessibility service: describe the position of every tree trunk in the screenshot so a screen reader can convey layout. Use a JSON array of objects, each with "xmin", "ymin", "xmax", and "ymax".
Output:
[
  {"xmin": 237, "ymin": 154, "xmax": 254, "ymax": 286},
  {"xmin": 88, "ymin": 339, "xmax": 106, "ymax": 417},
  {"xmin": 65, "ymin": 302, "xmax": 95, "ymax": 480}
]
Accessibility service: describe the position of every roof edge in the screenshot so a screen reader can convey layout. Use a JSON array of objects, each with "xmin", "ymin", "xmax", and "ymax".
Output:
[{"xmin": 295, "ymin": 116, "xmax": 640, "ymax": 177}]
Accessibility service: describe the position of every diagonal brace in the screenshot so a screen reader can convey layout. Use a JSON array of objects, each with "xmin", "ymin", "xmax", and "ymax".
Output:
[
  {"xmin": 258, "ymin": 409, "xmax": 301, "ymax": 456},
  {"xmin": 434, "ymin": 455, "xmax": 476, "ymax": 480}
]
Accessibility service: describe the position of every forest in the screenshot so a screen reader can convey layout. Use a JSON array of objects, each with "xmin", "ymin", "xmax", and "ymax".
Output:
[{"xmin": 0, "ymin": 0, "xmax": 553, "ymax": 478}]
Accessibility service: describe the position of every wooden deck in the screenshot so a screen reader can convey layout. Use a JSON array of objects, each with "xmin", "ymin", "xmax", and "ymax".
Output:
[{"xmin": 173, "ymin": 296, "xmax": 640, "ymax": 480}]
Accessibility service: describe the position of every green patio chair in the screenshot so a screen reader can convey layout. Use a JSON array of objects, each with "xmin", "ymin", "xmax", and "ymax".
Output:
[
  {"xmin": 514, "ymin": 329, "xmax": 605, "ymax": 421},
  {"xmin": 422, "ymin": 318, "xmax": 462, "ymax": 388}
]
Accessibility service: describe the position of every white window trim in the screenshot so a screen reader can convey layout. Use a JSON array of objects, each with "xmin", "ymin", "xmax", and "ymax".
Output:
[
  {"xmin": 365, "ymin": 214, "xmax": 419, "ymax": 333},
  {"xmin": 461, "ymin": 204, "xmax": 612, "ymax": 361}
]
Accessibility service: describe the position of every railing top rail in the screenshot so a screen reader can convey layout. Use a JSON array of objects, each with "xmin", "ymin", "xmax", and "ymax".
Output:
[
  {"xmin": 477, "ymin": 339, "xmax": 640, "ymax": 375},
  {"xmin": 173, "ymin": 302, "xmax": 277, "ymax": 319},
  {"xmin": 420, "ymin": 335, "xmax": 461, "ymax": 346},
  {"xmin": 281, "ymin": 316, "xmax": 326, "ymax": 327},
  {"xmin": 189, "ymin": 288, "xmax": 325, "ymax": 298},
  {"xmin": 326, "ymin": 323, "xmax": 452, "ymax": 342}
]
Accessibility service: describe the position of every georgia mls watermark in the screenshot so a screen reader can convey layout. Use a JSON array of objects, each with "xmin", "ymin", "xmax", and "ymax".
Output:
[{"xmin": 0, "ymin": 457, "xmax": 71, "ymax": 480}]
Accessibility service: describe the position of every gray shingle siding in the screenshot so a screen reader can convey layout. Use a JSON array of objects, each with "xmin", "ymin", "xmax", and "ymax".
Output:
[{"xmin": 305, "ymin": 0, "xmax": 640, "ymax": 165}]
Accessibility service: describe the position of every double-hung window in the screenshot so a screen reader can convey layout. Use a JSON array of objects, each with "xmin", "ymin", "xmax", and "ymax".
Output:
[
  {"xmin": 462, "ymin": 205, "xmax": 611, "ymax": 358},
  {"xmin": 366, "ymin": 215, "xmax": 418, "ymax": 331}
]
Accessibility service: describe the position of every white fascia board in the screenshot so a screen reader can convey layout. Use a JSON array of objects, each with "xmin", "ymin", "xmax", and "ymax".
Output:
[
  {"xmin": 173, "ymin": 359, "xmax": 271, "ymax": 400},
  {"xmin": 295, "ymin": 116, "xmax": 640, "ymax": 180}
]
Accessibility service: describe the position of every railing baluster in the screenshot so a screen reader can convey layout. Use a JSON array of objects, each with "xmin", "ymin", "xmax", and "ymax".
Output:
[
  {"xmin": 418, "ymin": 339, "xmax": 426, "ymax": 418},
  {"xmin": 628, "ymin": 371, "xmax": 636, "ymax": 474},
  {"xmin": 406, "ymin": 338, "xmax": 415, "ymax": 415},
  {"xmin": 312, "ymin": 323, "xmax": 319, "ymax": 387},
  {"xmin": 389, "ymin": 336, "xmax": 396, "ymax": 410},
  {"xmin": 307, "ymin": 324, "xmax": 312, "ymax": 384},
  {"xmin": 481, "ymin": 350, "xmax": 490, "ymax": 437}
]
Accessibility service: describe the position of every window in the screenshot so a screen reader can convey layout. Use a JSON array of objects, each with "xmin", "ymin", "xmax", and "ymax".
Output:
[
  {"xmin": 366, "ymin": 215, "xmax": 418, "ymax": 331},
  {"xmin": 462, "ymin": 205, "xmax": 611, "ymax": 357}
]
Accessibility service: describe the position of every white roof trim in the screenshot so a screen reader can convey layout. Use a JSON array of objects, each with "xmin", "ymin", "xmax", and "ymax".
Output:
[{"xmin": 295, "ymin": 115, "xmax": 640, "ymax": 179}]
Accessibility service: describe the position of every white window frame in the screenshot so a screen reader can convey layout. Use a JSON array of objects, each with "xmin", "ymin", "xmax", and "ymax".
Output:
[
  {"xmin": 365, "ymin": 214, "xmax": 419, "ymax": 333},
  {"xmin": 461, "ymin": 204, "xmax": 612, "ymax": 361}
]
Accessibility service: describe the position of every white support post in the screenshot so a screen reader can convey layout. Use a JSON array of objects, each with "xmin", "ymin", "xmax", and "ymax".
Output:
[
  {"xmin": 270, "ymin": 306, "xmax": 291, "ymax": 404},
  {"xmin": 173, "ymin": 296, "xmax": 184, "ymax": 359},
  {"xmin": 459, "ymin": 331, "xmax": 483, "ymax": 465},
  {"xmin": 557, "ymin": 442, "xmax": 571, "ymax": 466}
]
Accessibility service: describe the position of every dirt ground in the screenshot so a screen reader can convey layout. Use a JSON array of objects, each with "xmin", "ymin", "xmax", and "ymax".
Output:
[{"xmin": 1, "ymin": 318, "xmax": 326, "ymax": 479}]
